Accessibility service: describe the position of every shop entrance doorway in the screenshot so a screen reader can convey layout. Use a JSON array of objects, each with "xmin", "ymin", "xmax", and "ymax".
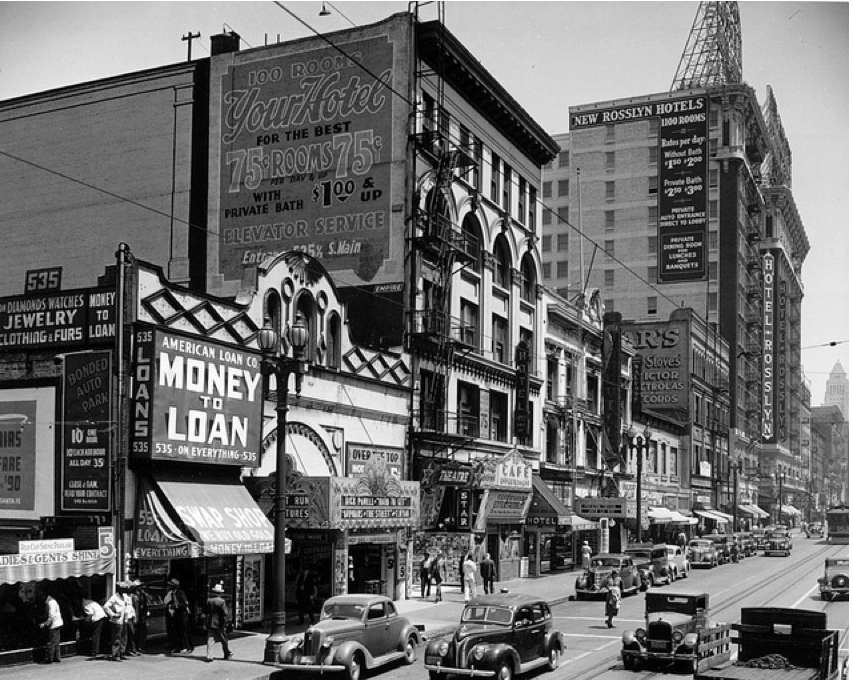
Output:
[{"xmin": 348, "ymin": 543, "xmax": 394, "ymax": 597}]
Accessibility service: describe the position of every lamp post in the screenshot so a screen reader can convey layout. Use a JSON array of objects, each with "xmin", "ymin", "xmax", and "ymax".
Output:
[
  {"xmin": 257, "ymin": 312, "xmax": 309, "ymax": 663},
  {"xmin": 635, "ymin": 424, "xmax": 651, "ymax": 543},
  {"xmin": 777, "ymin": 471, "xmax": 785, "ymax": 526}
]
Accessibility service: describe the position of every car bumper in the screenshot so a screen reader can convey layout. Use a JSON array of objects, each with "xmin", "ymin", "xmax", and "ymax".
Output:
[
  {"xmin": 819, "ymin": 586, "xmax": 849, "ymax": 596},
  {"xmin": 424, "ymin": 662, "xmax": 495, "ymax": 677},
  {"xmin": 623, "ymin": 648, "xmax": 694, "ymax": 663},
  {"xmin": 276, "ymin": 661, "xmax": 345, "ymax": 673},
  {"xmin": 765, "ymin": 549, "xmax": 789, "ymax": 555},
  {"xmin": 688, "ymin": 560, "xmax": 714, "ymax": 567}
]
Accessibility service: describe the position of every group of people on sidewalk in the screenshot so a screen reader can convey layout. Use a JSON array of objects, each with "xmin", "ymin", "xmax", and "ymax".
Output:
[
  {"xmin": 419, "ymin": 551, "xmax": 497, "ymax": 603},
  {"xmin": 89, "ymin": 578, "xmax": 148, "ymax": 662}
]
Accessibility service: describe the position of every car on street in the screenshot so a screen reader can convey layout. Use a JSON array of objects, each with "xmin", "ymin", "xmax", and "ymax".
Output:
[
  {"xmin": 423, "ymin": 593, "xmax": 564, "ymax": 680},
  {"xmin": 734, "ymin": 532, "xmax": 756, "ymax": 557},
  {"xmin": 752, "ymin": 529, "xmax": 767, "ymax": 551},
  {"xmin": 687, "ymin": 539, "xmax": 719, "ymax": 568},
  {"xmin": 574, "ymin": 553, "xmax": 643, "ymax": 598},
  {"xmin": 806, "ymin": 522, "xmax": 824, "ymax": 538},
  {"xmin": 817, "ymin": 557, "xmax": 849, "ymax": 601},
  {"xmin": 707, "ymin": 534, "xmax": 734, "ymax": 563},
  {"xmin": 275, "ymin": 594, "xmax": 420, "ymax": 680},
  {"xmin": 621, "ymin": 590, "xmax": 713, "ymax": 673},
  {"xmin": 664, "ymin": 544, "xmax": 690, "ymax": 580},
  {"xmin": 625, "ymin": 544, "xmax": 672, "ymax": 587},
  {"xmin": 764, "ymin": 530, "xmax": 792, "ymax": 556}
]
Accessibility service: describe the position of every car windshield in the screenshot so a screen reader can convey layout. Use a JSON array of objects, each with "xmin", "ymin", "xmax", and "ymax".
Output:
[
  {"xmin": 827, "ymin": 559, "xmax": 849, "ymax": 567},
  {"xmin": 591, "ymin": 557, "xmax": 621, "ymax": 568},
  {"xmin": 461, "ymin": 605, "xmax": 513, "ymax": 625},
  {"xmin": 689, "ymin": 540, "xmax": 711, "ymax": 548},
  {"xmin": 626, "ymin": 550, "xmax": 651, "ymax": 560},
  {"xmin": 321, "ymin": 602, "xmax": 365, "ymax": 620},
  {"xmin": 768, "ymin": 532, "xmax": 786, "ymax": 538}
]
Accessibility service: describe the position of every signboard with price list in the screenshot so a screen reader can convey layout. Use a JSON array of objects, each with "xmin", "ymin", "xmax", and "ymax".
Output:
[
  {"xmin": 60, "ymin": 350, "xmax": 112, "ymax": 512},
  {"xmin": 129, "ymin": 326, "xmax": 263, "ymax": 467}
]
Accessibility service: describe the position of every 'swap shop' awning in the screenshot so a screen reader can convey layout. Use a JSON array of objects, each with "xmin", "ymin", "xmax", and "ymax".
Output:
[{"xmin": 134, "ymin": 475, "xmax": 274, "ymax": 559}]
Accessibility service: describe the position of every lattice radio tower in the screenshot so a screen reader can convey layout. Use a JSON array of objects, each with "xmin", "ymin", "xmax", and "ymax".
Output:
[{"xmin": 671, "ymin": 1, "xmax": 742, "ymax": 91}]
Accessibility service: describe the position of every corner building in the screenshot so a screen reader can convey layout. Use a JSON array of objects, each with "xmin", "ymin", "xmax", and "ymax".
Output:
[{"xmin": 542, "ymin": 83, "xmax": 809, "ymax": 518}]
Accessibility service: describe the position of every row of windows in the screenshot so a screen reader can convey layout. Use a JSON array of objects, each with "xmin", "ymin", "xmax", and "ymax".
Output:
[
  {"xmin": 542, "ymin": 233, "xmax": 720, "ymax": 260},
  {"xmin": 423, "ymin": 92, "xmax": 538, "ymax": 230}
]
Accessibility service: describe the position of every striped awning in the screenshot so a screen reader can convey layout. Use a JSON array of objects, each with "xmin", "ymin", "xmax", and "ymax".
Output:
[
  {"xmin": 647, "ymin": 506, "xmax": 673, "ymax": 523},
  {"xmin": 749, "ymin": 504, "xmax": 770, "ymax": 518},
  {"xmin": 738, "ymin": 504, "xmax": 761, "ymax": 518},
  {"xmin": 693, "ymin": 508, "xmax": 728, "ymax": 523},
  {"xmin": 781, "ymin": 504, "xmax": 802, "ymax": 516},
  {"xmin": 0, "ymin": 551, "xmax": 114, "ymax": 586},
  {"xmin": 670, "ymin": 511, "xmax": 698, "ymax": 525}
]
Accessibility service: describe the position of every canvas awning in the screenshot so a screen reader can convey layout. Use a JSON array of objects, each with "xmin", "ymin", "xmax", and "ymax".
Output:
[
  {"xmin": 134, "ymin": 475, "xmax": 274, "ymax": 559},
  {"xmin": 748, "ymin": 504, "xmax": 770, "ymax": 518},
  {"xmin": 670, "ymin": 511, "xmax": 698, "ymax": 525},
  {"xmin": 528, "ymin": 477, "xmax": 597, "ymax": 530},
  {"xmin": 738, "ymin": 504, "xmax": 761, "ymax": 518},
  {"xmin": 693, "ymin": 508, "xmax": 727, "ymax": 523},
  {"xmin": 647, "ymin": 506, "xmax": 673, "ymax": 523},
  {"xmin": 713, "ymin": 510, "xmax": 734, "ymax": 523},
  {"xmin": 0, "ymin": 549, "xmax": 114, "ymax": 586},
  {"xmin": 781, "ymin": 504, "xmax": 802, "ymax": 516}
]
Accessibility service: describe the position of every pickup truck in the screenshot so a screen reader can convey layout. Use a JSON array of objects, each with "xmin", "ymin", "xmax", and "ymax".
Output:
[{"xmin": 694, "ymin": 607, "xmax": 845, "ymax": 680}]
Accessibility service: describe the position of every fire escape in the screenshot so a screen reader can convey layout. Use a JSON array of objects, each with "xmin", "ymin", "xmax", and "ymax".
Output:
[{"xmin": 408, "ymin": 7, "xmax": 479, "ymax": 459}]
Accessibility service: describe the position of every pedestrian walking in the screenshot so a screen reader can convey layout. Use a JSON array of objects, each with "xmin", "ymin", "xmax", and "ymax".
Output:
[
  {"xmin": 38, "ymin": 588, "xmax": 64, "ymax": 664},
  {"xmin": 124, "ymin": 582, "xmax": 140, "ymax": 656},
  {"xmin": 581, "ymin": 541, "xmax": 592, "ymax": 570},
  {"xmin": 164, "ymin": 578, "xmax": 194, "ymax": 653},
  {"xmin": 78, "ymin": 595, "xmax": 106, "ymax": 658},
  {"xmin": 462, "ymin": 553, "xmax": 478, "ymax": 602},
  {"xmin": 604, "ymin": 581, "xmax": 622, "ymax": 628},
  {"xmin": 103, "ymin": 582, "xmax": 129, "ymax": 661},
  {"xmin": 479, "ymin": 553, "xmax": 496, "ymax": 594},
  {"xmin": 204, "ymin": 582, "xmax": 233, "ymax": 662},
  {"xmin": 459, "ymin": 553, "xmax": 466, "ymax": 593},
  {"xmin": 296, "ymin": 565, "xmax": 318, "ymax": 625},
  {"xmin": 676, "ymin": 531, "xmax": 687, "ymax": 549},
  {"xmin": 419, "ymin": 552, "xmax": 433, "ymax": 598},
  {"xmin": 431, "ymin": 552, "xmax": 447, "ymax": 602}
]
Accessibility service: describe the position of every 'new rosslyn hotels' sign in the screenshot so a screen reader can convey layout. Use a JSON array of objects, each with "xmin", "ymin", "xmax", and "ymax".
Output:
[{"xmin": 130, "ymin": 326, "xmax": 263, "ymax": 467}]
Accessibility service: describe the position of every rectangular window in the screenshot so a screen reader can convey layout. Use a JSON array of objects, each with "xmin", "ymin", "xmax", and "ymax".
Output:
[
  {"xmin": 542, "ymin": 210, "xmax": 552, "ymax": 225},
  {"xmin": 709, "ymin": 138, "xmax": 718, "ymax": 156},
  {"xmin": 709, "ymin": 200, "xmax": 718, "ymax": 219},
  {"xmin": 473, "ymin": 138, "xmax": 483, "ymax": 193},
  {"xmin": 491, "ymin": 152, "xmax": 500, "ymax": 203},
  {"xmin": 648, "ymin": 236, "xmax": 657, "ymax": 254},
  {"xmin": 543, "ymin": 262, "xmax": 551, "ymax": 279},
  {"xmin": 422, "ymin": 92, "xmax": 435, "ymax": 131},
  {"xmin": 648, "ymin": 176, "xmax": 657, "ymax": 195},
  {"xmin": 709, "ymin": 107, "xmax": 718, "ymax": 127},
  {"xmin": 438, "ymin": 107, "xmax": 450, "ymax": 138},
  {"xmin": 709, "ymin": 261, "xmax": 717, "ymax": 281},
  {"xmin": 605, "ymin": 151, "xmax": 615, "ymax": 171},
  {"xmin": 605, "ymin": 210, "xmax": 615, "ymax": 231},
  {"xmin": 709, "ymin": 231, "xmax": 718, "ymax": 250},
  {"xmin": 557, "ymin": 233, "xmax": 569, "ymax": 251},
  {"xmin": 518, "ymin": 177, "xmax": 526, "ymax": 222},
  {"xmin": 647, "ymin": 296, "xmax": 658, "ymax": 315},
  {"xmin": 604, "ymin": 269, "xmax": 615, "ymax": 288},
  {"xmin": 605, "ymin": 181, "xmax": 615, "ymax": 200},
  {"xmin": 648, "ymin": 118, "xmax": 659, "ymax": 136},
  {"xmin": 557, "ymin": 261, "xmax": 568, "ymax": 279},
  {"xmin": 489, "ymin": 391, "xmax": 508, "ymax": 442},
  {"xmin": 529, "ymin": 187, "xmax": 537, "ymax": 230},
  {"xmin": 709, "ymin": 292, "xmax": 718, "ymax": 312},
  {"xmin": 459, "ymin": 299, "xmax": 479, "ymax": 348},
  {"xmin": 542, "ymin": 235, "xmax": 552, "ymax": 252},
  {"xmin": 460, "ymin": 125, "xmax": 471, "ymax": 182},
  {"xmin": 709, "ymin": 168, "xmax": 718, "ymax": 190},
  {"xmin": 648, "ymin": 206, "xmax": 657, "ymax": 225},
  {"xmin": 648, "ymin": 265, "xmax": 657, "ymax": 282},
  {"xmin": 503, "ymin": 161, "xmax": 511, "ymax": 211},
  {"xmin": 558, "ymin": 179, "xmax": 570, "ymax": 197},
  {"xmin": 605, "ymin": 124, "xmax": 615, "ymax": 142},
  {"xmin": 604, "ymin": 299, "xmax": 614, "ymax": 312},
  {"xmin": 542, "ymin": 181, "xmax": 552, "ymax": 199},
  {"xmin": 544, "ymin": 160, "xmax": 553, "ymax": 170},
  {"xmin": 648, "ymin": 147, "xmax": 657, "ymax": 165},
  {"xmin": 457, "ymin": 381, "xmax": 480, "ymax": 438},
  {"xmin": 557, "ymin": 206, "xmax": 569, "ymax": 223},
  {"xmin": 492, "ymin": 315, "xmax": 508, "ymax": 364},
  {"xmin": 558, "ymin": 150, "xmax": 570, "ymax": 168},
  {"xmin": 604, "ymin": 239, "xmax": 614, "ymax": 257}
]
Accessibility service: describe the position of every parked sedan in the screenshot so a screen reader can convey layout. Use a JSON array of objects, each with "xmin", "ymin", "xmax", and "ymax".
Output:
[
  {"xmin": 276, "ymin": 594, "xmax": 420, "ymax": 680},
  {"xmin": 664, "ymin": 544, "xmax": 690, "ymax": 580},
  {"xmin": 818, "ymin": 557, "xmax": 849, "ymax": 601},
  {"xmin": 574, "ymin": 553, "xmax": 643, "ymax": 599},
  {"xmin": 687, "ymin": 539, "xmax": 719, "ymax": 568},
  {"xmin": 424, "ymin": 593, "xmax": 564, "ymax": 680}
]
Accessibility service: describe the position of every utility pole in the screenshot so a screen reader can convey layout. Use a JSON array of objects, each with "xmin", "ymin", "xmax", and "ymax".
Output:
[{"xmin": 182, "ymin": 31, "xmax": 201, "ymax": 61}]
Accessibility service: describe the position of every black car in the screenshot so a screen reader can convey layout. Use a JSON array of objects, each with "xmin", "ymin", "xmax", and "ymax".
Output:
[{"xmin": 424, "ymin": 593, "xmax": 564, "ymax": 679}]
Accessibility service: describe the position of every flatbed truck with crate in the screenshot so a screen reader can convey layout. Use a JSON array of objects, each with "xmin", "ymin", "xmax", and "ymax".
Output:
[{"xmin": 694, "ymin": 607, "xmax": 845, "ymax": 680}]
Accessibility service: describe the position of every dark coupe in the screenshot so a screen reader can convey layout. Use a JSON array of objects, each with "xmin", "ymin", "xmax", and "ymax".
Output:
[{"xmin": 424, "ymin": 593, "xmax": 564, "ymax": 680}]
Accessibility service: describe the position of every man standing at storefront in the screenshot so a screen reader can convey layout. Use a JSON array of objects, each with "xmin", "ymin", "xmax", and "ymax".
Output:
[
  {"xmin": 78, "ymin": 595, "xmax": 106, "ymax": 659},
  {"xmin": 462, "ymin": 554, "xmax": 478, "ymax": 602},
  {"xmin": 132, "ymin": 580, "xmax": 149, "ymax": 653},
  {"xmin": 204, "ymin": 582, "xmax": 233, "ymax": 662},
  {"xmin": 164, "ymin": 578, "xmax": 194, "ymax": 654},
  {"xmin": 37, "ymin": 587, "xmax": 64, "ymax": 664},
  {"xmin": 479, "ymin": 553, "xmax": 496, "ymax": 594},
  {"xmin": 103, "ymin": 582, "xmax": 128, "ymax": 662}
]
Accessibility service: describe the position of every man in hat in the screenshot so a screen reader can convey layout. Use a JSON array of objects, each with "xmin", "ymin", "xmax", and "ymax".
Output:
[
  {"xmin": 132, "ymin": 579, "xmax": 150, "ymax": 653},
  {"xmin": 204, "ymin": 582, "xmax": 233, "ymax": 662},
  {"xmin": 164, "ymin": 577, "xmax": 194, "ymax": 654},
  {"xmin": 102, "ymin": 581, "xmax": 129, "ymax": 661}
]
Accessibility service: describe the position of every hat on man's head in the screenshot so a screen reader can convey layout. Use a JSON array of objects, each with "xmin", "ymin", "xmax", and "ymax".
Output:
[
  {"xmin": 211, "ymin": 582, "xmax": 225, "ymax": 594},
  {"xmin": 168, "ymin": 578, "xmax": 180, "ymax": 588}
]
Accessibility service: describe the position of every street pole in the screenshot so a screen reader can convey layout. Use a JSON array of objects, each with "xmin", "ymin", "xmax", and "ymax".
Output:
[
  {"xmin": 258, "ymin": 313, "xmax": 309, "ymax": 664},
  {"xmin": 733, "ymin": 462, "xmax": 738, "ymax": 532},
  {"xmin": 635, "ymin": 435, "xmax": 642, "ymax": 544},
  {"xmin": 778, "ymin": 472, "xmax": 784, "ymax": 526}
]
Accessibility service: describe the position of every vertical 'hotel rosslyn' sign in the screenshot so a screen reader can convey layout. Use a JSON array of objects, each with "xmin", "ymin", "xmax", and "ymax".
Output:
[{"xmin": 761, "ymin": 251, "xmax": 778, "ymax": 443}]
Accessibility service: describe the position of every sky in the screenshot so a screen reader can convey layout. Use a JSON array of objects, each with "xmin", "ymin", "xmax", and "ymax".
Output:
[{"xmin": 0, "ymin": 0, "xmax": 848, "ymax": 400}]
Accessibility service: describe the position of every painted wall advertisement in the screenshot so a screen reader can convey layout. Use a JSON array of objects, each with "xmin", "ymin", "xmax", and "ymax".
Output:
[
  {"xmin": 130, "ymin": 326, "xmax": 263, "ymax": 466},
  {"xmin": 0, "ymin": 287, "xmax": 116, "ymax": 350},
  {"xmin": 624, "ymin": 318, "xmax": 689, "ymax": 412},
  {"xmin": 346, "ymin": 442, "xmax": 403, "ymax": 479},
  {"xmin": 570, "ymin": 96, "xmax": 708, "ymax": 283},
  {"xmin": 0, "ymin": 387, "xmax": 55, "ymax": 520},
  {"xmin": 61, "ymin": 350, "xmax": 112, "ymax": 512}
]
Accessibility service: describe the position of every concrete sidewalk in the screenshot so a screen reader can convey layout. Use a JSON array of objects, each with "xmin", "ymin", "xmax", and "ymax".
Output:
[{"xmin": 1, "ymin": 567, "xmax": 583, "ymax": 679}]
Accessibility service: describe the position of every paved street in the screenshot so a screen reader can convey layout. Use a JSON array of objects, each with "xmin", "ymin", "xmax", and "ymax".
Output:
[{"xmin": 2, "ymin": 533, "xmax": 847, "ymax": 679}]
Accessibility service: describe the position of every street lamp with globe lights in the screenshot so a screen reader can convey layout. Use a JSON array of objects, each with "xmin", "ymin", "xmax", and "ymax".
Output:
[
  {"xmin": 634, "ymin": 424, "xmax": 651, "ymax": 543},
  {"xmin": 257, "ymin": 312, "xmax": 310, "ymax": 663}
]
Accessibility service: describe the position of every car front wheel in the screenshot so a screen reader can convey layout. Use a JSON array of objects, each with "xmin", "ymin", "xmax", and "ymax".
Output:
[
  {"xmin": 403, "ymin": 635, "xmax": 417, "ymax": 665},
  {"xmin": 497, "ymin": 661, "xmax": 514, "ymax": 680},
  {"xmin": 547, "ymin": 643, "xmax": 560, "ymax": 671},
  {"xmin": 346, "ymin": 653, "xmax": 364, "ymax": 680}
]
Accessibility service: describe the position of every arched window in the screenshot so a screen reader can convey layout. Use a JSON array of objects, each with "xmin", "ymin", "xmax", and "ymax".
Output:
[
  {"xmin": 462, "ymin": 211, "xmax": 482, "ymax": 272},
  {"xmin": 327, "ymin": 312, "xmax": 341, "ymax": 370},
  {"xmin": 494, "ymin": 235, "xmax": 511, "ymax": 289},
  {"xmin": 520, "ymin": 254, "xmax": 536, "ymax": 304}
]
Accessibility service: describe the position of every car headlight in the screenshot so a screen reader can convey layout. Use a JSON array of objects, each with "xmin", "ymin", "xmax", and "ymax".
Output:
[
  {"xmin": 438, "ymin": 641, "xmax": 449, "ymax": 656},
  {"xmin": 672, "ymin": 630, "xmax": 684, "ymax": 643},
  {"xmin": 635, "ymin": 629, "xmax": 646, "ymax": 641},
  {"xmin": 473, "ymin": 645, "xmax": 486, "ymax": 661},
  {"xmin": 321, "ymin": 636, "xmax": 334, "ymax": 650}
]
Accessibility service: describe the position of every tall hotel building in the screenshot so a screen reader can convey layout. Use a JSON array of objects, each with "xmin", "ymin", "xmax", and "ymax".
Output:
[{"xmin": 542, "ymin": 83, "xmax": 810, "ymax": 511}]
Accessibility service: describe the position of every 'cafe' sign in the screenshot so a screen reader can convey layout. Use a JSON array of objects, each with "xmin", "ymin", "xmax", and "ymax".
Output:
[{"xmin": 487, "ymin": 449, "xmax": 533, "ymax": 491}]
